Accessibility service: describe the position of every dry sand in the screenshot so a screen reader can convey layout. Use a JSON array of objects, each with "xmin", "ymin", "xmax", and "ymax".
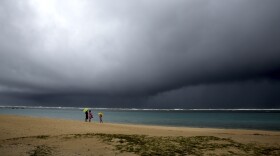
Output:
[{"xmin": 1, "ymin": 115, "xmax": 280, "ymax": 155}]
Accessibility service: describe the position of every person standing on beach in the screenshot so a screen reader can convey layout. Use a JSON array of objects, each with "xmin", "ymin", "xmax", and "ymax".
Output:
[
  {"xmin": 88, "ymin": 110, "xmax": 93, "ymax": 122},
  {"xmin": 98, "ymin": 112, "xmax": 103, "ymax": 123},
  {"xmin": 85, "ymin": 110, "xmax": 88, "ymax": 122}
]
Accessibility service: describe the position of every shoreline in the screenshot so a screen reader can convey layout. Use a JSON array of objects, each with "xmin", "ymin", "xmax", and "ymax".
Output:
[
  {"xmin": 1, "ymin": 114, "xmax": 280, "ymax": 133},
  {"xmin": 1, "ymin": 115, "xmax": 280, "ymax": 155},
  {"xmin": 1, "ymin": 114, "xmax": 280, "ymax": 141},
  {"xmin": 1, "ymin": 113, "xmax": 280, "ymax": 132}
]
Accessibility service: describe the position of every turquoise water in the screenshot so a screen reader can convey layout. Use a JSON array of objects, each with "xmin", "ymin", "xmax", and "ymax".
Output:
[{"xmin": 1, "ymin": 107, "xmax": 280, "ymax": 131}]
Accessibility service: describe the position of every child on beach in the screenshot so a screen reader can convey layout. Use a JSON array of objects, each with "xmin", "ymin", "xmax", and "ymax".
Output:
[
  {"xmin": 98, "ymin": 112, "xmax": 103, "ymax": 123},
  {"xmin": 88, "ymin": 110, "xmax": 93, "ymax": 122}
]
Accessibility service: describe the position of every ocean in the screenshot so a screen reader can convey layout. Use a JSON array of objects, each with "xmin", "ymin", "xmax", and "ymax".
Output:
[{"xmin": 1, "ymin": 106, "xmax": 280, "ymax": 131}]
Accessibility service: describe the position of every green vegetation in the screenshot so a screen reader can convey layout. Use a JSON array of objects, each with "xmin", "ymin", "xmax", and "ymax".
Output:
[
  {"xmin": 5, "ymin": 135, "xmax": 50, "ymax": 141},
  {"xmin": 34, "ymin": 135, "xmax": 50, "ymax": 139},
  {"xmin": 29, "ymin": 145, "xmax": 53, "ymax": 156},
  {"xmin": 3, "ymin": 133, "xmax": 280, "ymax": 156},
  {"xmin": 92, "ymin": 133, "xmax": 280, "ymax": 156}
]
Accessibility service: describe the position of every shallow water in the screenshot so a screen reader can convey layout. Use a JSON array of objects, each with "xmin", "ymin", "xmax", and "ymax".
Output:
[{"xmin": 1, "ymin": 107, "xmax": 280, "ymax": 131}]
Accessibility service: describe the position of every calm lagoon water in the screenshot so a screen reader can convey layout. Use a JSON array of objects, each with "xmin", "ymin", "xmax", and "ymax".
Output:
[{"xmin": 1, "ymin": 107, "xmax": 280, "ymax": 131}]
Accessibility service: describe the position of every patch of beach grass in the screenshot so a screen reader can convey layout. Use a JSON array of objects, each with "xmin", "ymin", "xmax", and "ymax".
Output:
[
  {"xmin": 34, "ymin": 135, "xmax": 50, "ymax": 139},
  {"xmin": 90, "ymin": 133, "xmax": 280, "ymax": 156},
  {"xmin": 5, "ymin": 135, "xmax": 50, "ymax": 141},
  {"xmin": 3, "ymin": 133, "xmax": 280, "ymax": 155},
  {"xmin": 28, "ymin": 145, "xmax": 53, "ymax": 156}
]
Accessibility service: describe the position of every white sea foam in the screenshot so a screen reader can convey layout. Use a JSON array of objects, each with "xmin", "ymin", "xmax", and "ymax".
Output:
[{"xmin": 0, "ymin": 105, "xmax": 280, "ymax": 111}]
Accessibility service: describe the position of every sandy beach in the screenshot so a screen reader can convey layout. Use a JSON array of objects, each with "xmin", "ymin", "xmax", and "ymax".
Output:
[{"xmin": 1, "ymin": 115, "xmax": 280, "ymax": 155}]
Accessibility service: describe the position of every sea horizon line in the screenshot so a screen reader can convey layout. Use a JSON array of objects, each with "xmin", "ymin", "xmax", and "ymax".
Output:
[{"xmin": 1, "ymin": 105, "xmax": 280, "ymax": 111}]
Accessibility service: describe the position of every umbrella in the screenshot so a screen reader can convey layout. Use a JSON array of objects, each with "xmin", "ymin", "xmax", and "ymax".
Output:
[
  {"xmin": 98, "ymin": 112, "xmax": 103, "ymax": 116},
  {"xmin": 83, "ymin": 108, "xmax": 89, "ymax": 112}
]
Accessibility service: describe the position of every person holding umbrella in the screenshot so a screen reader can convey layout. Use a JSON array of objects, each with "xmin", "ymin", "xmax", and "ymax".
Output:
[{"xmin": 83, "ymin": 108, "xmax": 89, "ymax": 122}]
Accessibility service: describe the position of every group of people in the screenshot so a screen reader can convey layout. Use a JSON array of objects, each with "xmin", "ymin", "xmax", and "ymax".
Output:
[{"xmin": 85, "ymin": 110, "xmax": 103, "ymax": 123}]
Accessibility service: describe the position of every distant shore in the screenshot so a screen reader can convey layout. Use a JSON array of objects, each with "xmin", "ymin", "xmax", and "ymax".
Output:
[{"xmin": 1, "ymin": 115, "xmax": 280, "ymax": 155}]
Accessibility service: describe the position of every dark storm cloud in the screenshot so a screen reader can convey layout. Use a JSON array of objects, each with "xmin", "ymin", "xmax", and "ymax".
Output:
[
  {"xmin": 146, "ymin": 80, "xmax": 280, "ymax": 109},
  {"xmin": 0, "ymin": 0, "xmax": 280, "ymax": 107}
]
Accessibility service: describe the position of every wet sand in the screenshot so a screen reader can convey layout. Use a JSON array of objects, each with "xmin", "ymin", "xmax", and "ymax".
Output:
[{"xmin": 1, "ymin": 115, "xmax": 280, "ymax": 155}]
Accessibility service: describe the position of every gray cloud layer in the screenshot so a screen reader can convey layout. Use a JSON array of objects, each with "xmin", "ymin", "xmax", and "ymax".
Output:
[{"xmin": 0, "ymin": 0, "xmax": 280, "ymax": 107}]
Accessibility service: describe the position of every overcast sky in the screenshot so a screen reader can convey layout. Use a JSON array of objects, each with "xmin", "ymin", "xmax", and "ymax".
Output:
[{"xmin": 0, "ymin": 0, "xmax": 280, "ymax": 108}]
